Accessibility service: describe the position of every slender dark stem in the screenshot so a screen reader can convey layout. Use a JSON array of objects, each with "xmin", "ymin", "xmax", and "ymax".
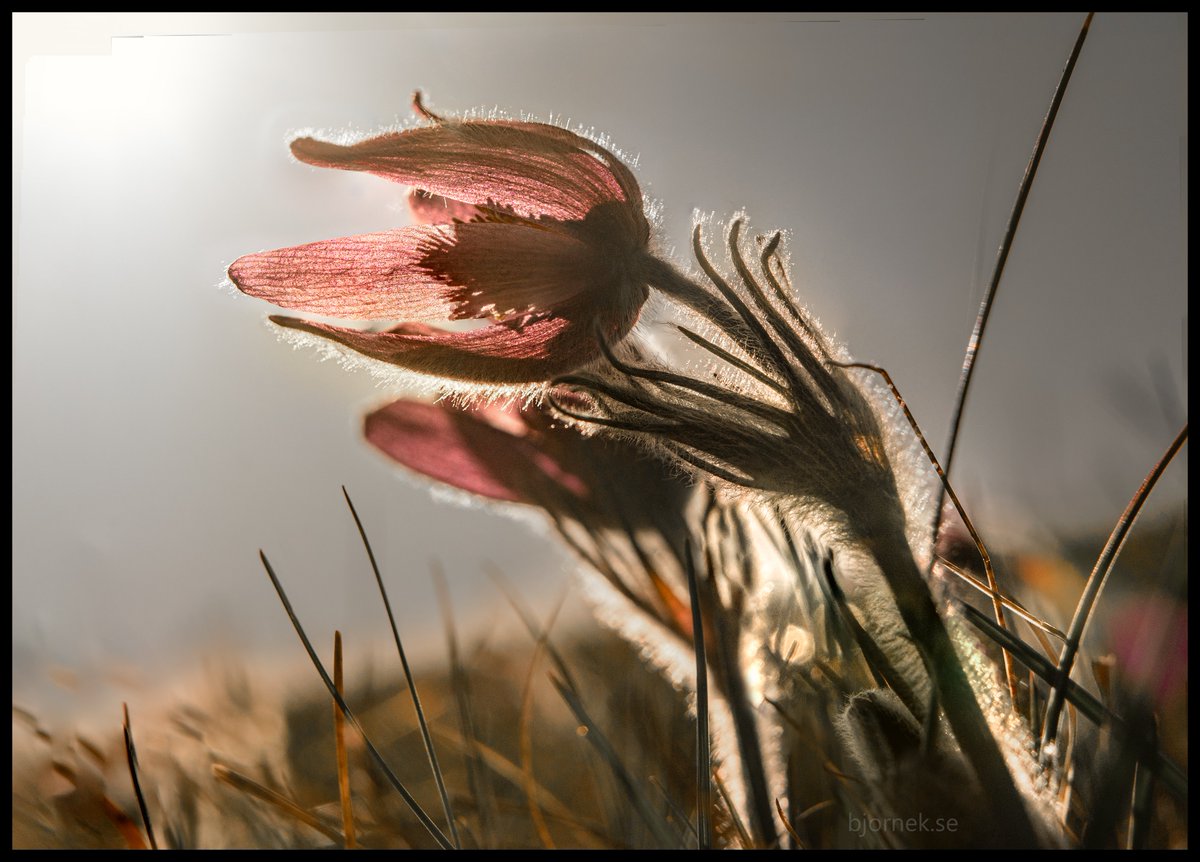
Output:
[
  {"xmin": 936, "ymin": 556, "xmax": 1066, "ymax": 639},
  {"xmin": 681, "ymin": 542, "xmax": 713, "ymax": 850},
  {"xmin": 122, "ymin": 704, "xmax": 158, "ymax": 850},
  {"xmin": 341, "ymin": 487, "xmax": 461, "ymax": 848},
  {"xmin": 649, "ymin": 775, "xmax": 699, "ymax": 842},
  {"xmin": 1041, "ymin": 424, "xmax": 1188, "ymax": 749},
  {"xmin": 332, "ymin": 632, "xmax": 357, "ymax": 850},
  {"xmin": 1128, "ymin": 721, "xmax": 1158, "ymax": 850},
  {"xmin": 935, "ymin": 12, "xmax": 1095, "ymax": 542}
]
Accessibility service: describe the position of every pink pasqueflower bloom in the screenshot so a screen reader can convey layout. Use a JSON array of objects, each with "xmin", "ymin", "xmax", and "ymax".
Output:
[
  {"xmin": 229, "ymin": 96, "xmax": 652, "ymax": 388},
  {"xmin": 363, "ymin": 396, "xmax": 691, "ymax": 520},
  {"xmin": 364, "ymin": 396, "xmax": 698, "ymax": 638}
]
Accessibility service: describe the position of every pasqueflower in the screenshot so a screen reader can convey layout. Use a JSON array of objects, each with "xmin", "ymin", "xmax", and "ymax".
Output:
[
  {"xmin": 363, "ymin": 396, "xmax": 699, "ymax": 641},
  {"xmin": 363, "ymin": 396, "xmax": 691, "ymax": 522},
  {"xmin": 229, "ymin": 96, "xmax": 652, "ymax": 389}
]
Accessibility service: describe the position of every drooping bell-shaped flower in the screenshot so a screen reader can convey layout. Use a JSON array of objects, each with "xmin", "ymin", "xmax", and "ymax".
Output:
[
  {"xmin": 229, "ymin": 95, "xmax": 652, "ymax": 391},
  {"xmin": 363, "ymin": 396, "xmax": 691, "ymax": 526}
]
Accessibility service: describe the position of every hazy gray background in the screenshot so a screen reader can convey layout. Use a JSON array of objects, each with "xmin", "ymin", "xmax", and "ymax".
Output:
[{"xmin": 13, "ymin": 14, "xmax": 1186, "ymax": 710}]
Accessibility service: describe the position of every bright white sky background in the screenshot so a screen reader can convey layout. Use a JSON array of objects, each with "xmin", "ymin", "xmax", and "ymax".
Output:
[{"xmin": 12, "ymin": 13, "xmax": 1187, "ymax": 716}]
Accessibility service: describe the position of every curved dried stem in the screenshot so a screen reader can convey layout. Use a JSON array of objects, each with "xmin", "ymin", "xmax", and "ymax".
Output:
[
  {"xmin": 936, "ymin": 556, "xmax": 1066, "ymax": 641},
  {"xmin": 935, "ymin": 12, "xmax": 1095, "ymax": 543},
  {"xmin": 1041, "ymin": 423, "xmax": 1188, "ymax": 749}
]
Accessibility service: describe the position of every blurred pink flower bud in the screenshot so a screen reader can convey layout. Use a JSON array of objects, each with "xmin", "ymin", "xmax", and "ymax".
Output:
[{"xmin": 1108, "ymin": 596, "xmax": 1187, "ymax": 706}]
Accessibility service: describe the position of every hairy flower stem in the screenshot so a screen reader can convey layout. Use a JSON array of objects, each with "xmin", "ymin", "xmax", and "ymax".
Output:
[
  {"xmin": 865, "ymin": 527, "xmax": 1038, "ymax": 847},
  {"xmin": 599, "ymin": 221, "xmax": 1041, "ymax": 844},
  {"xmin": 698, "ymin": 570, "xmax": 774, "ymax": 846}
]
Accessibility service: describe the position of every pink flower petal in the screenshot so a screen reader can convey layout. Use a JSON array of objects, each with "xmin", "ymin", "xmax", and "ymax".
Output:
[
  {"xmin": 230, "ymin": 222, "xmax": 613, "ymax": 323},
  {"xmin": 270, "ymin": 302, "xmax": 611, "ymax": 384},
  {"xmin": 407, "ymin": 189, "xmax": 484, "ymax": 225},
  {"xmin": 365, "ymin": 399, "xmax": 696, "ymax": 545},
  {"xmin": 291, "ymin": 120, "xmax": 643, "ymax": 225},
  {"xmin": 364, "ymin": 400, "xmax": 587, "ymax": 504},
  {"xmin": 229, "ymin": 228, "xmax": 460, "ymax": 320}
]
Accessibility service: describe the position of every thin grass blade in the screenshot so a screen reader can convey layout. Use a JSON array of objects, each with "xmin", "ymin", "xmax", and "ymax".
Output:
[
  {"xmin": 431, "ymin": 725, "xmax": 611, "ymax": 847},
  {"xmin": 1127, "ymin": 737, "xmax": 1157, "ymax": 850},
  {"xmin": 518, "ymin": 630, "xmax": 557, "ymax": 849},
  {"xmin": 212, "ymin": 763, "xmax": 344, "ymax": 844},
  {"xmin": 432, "ymin": 565, "xmax": 496, "ymax": 847},
  {"xmin": 1041, "ymin": 424, "xmax": 1187, "ymax": 747},
  {"xmin": 549, "ymin": 674, "xmax": 680, "ymax": 848},
  {"xmin": 342, "ymin": 487, "xmax": 460, "ymax": 848},
  {"xmin": 122, "ymin": 703, "xmax": 158, "ymax": 850},
  {"xmin": 258, "ymin": 550, "xmax": 454, "ymax": 850},
  {"xmin": 681, "ymin": 541, "xmax": 713, "ymax": 849},
  {"xmin": 936, "ymin": 12, "xmax": 1095, "ymax": 540},
  {"xmin": 332, "ymin": 631, "xmax": 357, "ymax": 849}
]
